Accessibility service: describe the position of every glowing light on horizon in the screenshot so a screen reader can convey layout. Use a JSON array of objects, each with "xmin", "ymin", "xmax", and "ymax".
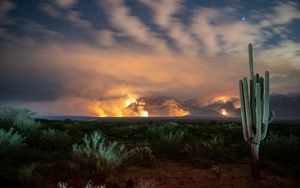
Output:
[
  {"xmin": 91, "ymin": 92, "xmax": 192, "ymax": 117},
  {"xmin": 91, "ymin": 93, "xmax": 150, "ymax": 117},
  {"xmin": 94, "ymin": 107, "xmax": 108, "ymax": 117},
  {"xmin": 140, "ymin": 110, "xmax": 149, "ymax": 117},
  {"xmin": 220, "ymin": 109, "xmax": 228, "ymax": 116}
]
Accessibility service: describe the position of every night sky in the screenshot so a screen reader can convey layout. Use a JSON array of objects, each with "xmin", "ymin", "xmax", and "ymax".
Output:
[{"xmin": 0, "ymin": 0, "xmax": 300, "ymax": 117}]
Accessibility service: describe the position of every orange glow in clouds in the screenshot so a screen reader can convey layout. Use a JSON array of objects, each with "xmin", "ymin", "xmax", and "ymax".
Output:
[
  {"xmin": 95, "ymin": 107, "xmax": 108, "ymax": 117},
  {"xmin": 124, "ymin": 94, "xmax": 138, "ymax": 107},
  {"xmin": 91, "ymin": 93, "xmax": 149, "ymax": 117},
  {"xmin": 213, "ymin": 96, "xmax": 230, "ymax": 103}
]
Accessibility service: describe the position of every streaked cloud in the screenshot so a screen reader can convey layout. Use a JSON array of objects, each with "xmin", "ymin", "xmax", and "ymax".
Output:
[
  {"xmin": 257, "ymin": 1, "xmax": 300, "ymax": 27},
  {"xmin": 100, "ymin": 0, "xmax": 167, "ymax": 51},
  {"xmin": 54, "ymin": 0, "xmax": 77, "ymax": 9},
  {"xmin": 39, "ymin": 3, "xmax": 61, "ymax": 18},
  {"xmin": 139, "ymin": 0, "xmax": 198, "ymax": 54},
  {"xmin": 0, "ymin": 0, "xmax": 15, "ymax": 24},
  {"xmin": 138, "ymin": 0, "xmax": 182, "ymax": 28}
]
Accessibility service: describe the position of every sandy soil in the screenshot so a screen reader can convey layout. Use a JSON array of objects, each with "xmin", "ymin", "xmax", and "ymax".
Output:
[{"xmin": 118, "ymin": 161, "xmax": 298, "ymax": 188}]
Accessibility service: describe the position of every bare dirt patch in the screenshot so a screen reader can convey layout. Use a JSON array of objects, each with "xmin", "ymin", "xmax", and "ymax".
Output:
[{"xmin": 119, "ymin": 161, "xmax": 298, "ymax": 188}]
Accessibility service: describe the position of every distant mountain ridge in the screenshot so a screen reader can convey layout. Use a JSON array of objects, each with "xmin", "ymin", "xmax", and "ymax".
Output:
[{"xmin": 36, "ymin": 93, "xmax": 300, "ymax": 120}]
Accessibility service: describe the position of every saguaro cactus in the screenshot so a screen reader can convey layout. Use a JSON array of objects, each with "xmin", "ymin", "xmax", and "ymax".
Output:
[{"xmin": 239, "ymin": 43, "xmax": 275, "ymax": 179}]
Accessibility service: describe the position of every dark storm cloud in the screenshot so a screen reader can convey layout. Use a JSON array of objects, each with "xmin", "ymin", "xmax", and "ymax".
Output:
[
  {"xmin": 0, "ymin": 47, "xmax": 63, "ymax": 101},
  {"xmin": 270, "ymin": 93, "xmax": 300, "ymax": 119}
]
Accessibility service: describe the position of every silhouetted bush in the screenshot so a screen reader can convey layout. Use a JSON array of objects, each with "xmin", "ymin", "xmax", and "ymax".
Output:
[
  {"xmin": 17, "ymin": 164, "xmax": 41, "ymax": 187},
  {"xmin": 147, "ymin": 125, "xmax": 187, "ymax": 156},
  {"xmin": 127, "ymin": 146, "xmax": 155, "ymax": 167},
  {"xmin": 201, "ymin": 135, "xmax": 227, "ymax": 160},
  {"xmin": 35, "ymin": 128, "xmax": 72, "ymax": 151}
]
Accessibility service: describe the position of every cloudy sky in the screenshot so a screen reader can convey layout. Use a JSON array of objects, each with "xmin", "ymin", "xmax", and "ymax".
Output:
[{"xmin": 0, "ymin": 0, "xmax": 299, "ymax": 117}]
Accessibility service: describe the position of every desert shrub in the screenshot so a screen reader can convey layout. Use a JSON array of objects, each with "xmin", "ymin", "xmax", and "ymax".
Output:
[
  {"xmin": 58, "ymin": 182, "xmax": 72, "ymax": 188},
  {"xmin": 83, "ymin": 180, "xmax": 106, "ymax": 188},
  {"xmin": 13, "ymin": 114, "xmax": 40, "ymax": 132},
  {"xmin": 17, "ymin": 164, "xmax": 41, "ymax": 187},
  {"xmin": 18, "ymin": 164, "xmax": 35, "ymax": 177},
  {"xmin": 147, "ymin": 122, "xmax": 183, "ymax": 133},
  {"xmin": 72, "ymin": 131, "xmax": 128, "ymax": 174},
  {"xmin": 262, "ymin": 133, "xmax": 300, "ymax": 163},
  {"xmin": 0, "ymin": 128, "xmax": 26, "ymax": 148},
  {"xmin": 164, "ymin": 121, "xmax": 179, "ymax": 127},
  {"xmin": 0, "ymin": 129, "xmax": 28, "ymax": 187},
  {"xmin": 189, "ymin": 135, "xmax": 234, "ymax": 161},
  {"xmin": 58, "ymin": 181, "xmax": 106, "ymax": 188},
  {"xmin": 0, "ymin": 107, "xmax": 40, "ymax": 131},
  {"xmin": 201, "ymin": 136, "xmax": 227, "ymax": 160},
  {"xmin": 0, "ymin": 107, "xmax": 32, "ymax": 123},
  {"xmin": 136, "ymin": 177, "xmax": 156, "ymax": 188},
  {"xmin": 127, "ymin": 146, "xmax": 155, "ymax": 167},
  {"xmin": 0, "ymin": 128, "xmax": 26, "ymax": 169},
  {"xmin": 147, "ymin": 125, "xmax": 186, "ymax": 156},
  {"xmin": 34, "ymin": 128, "xmax": 72, "ymax": 151},
  {"xmin": 0, "ymin": 128, "xmax": 27, "ymax": 160},
  {"xmin": 104, "ymin": 125, "xmax": 146, "ymax": 142}
]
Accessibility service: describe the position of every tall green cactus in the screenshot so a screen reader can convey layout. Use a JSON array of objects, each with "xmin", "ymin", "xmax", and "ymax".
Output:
[{"xmin": 239, "ymin": 43, "xmax": 275, "ymax": 179}]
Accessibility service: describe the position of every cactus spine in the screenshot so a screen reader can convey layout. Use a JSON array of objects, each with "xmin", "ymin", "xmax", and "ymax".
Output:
[{"xmin": 239, "ymin": 43, "xmax": 275, "ymax": 179}]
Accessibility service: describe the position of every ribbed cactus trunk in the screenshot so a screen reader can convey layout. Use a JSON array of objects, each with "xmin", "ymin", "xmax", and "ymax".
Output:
[
  {"xmin": 251, "ymin": 144, "xmax": 260, "ymax": 179},
  {"xmin": 239, "ymin": 43, "xmax": 275, "ymax": 180}
]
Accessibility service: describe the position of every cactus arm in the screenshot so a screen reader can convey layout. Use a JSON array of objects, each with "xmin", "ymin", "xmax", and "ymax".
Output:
[
  {"xmin": 251, "ymin": 78, "xmax": 256, "ymax": 131},
  {"xmin": 268, "ymin": 111, "xmax": 275, "ymax": 123},
  {"xmin": 259, "ymin": 77, "xmax": 264, "ymax": 100},
  {"xmin": 261, "ymin": 71, "xmax": 269, "ymax": 140},
  {"xmin": 250, "ymin": 80, "xmax": 254, "ymax": 126},
  {"xmin": 248, "ymin": 43, "xmax": 254, "ymax": 79},
  {"xmin": 249, "ymin": 45, "xmax": 256, "ymax": 131},
  {"xmin": 249, "ymin": 44, "xmax": 255, "ymax": 127},
  {"xmin": 255, "ymin": 83, "xmax": 262, "ymax": 144},
  {"xmin": 242, "ymin": 77, "xmax": 253, "ymax": 138},
  {"xmin": 256, "ymin": 74, "xmax": 260, "ymax": 84},
  {"xmin": 239, "ymin": 80, "xmax": 249, "ymax": 141}
]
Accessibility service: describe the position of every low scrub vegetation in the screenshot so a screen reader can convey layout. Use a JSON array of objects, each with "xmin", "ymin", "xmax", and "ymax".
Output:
[
  {"xmin": 0, "ymin": 107, "xmax": 299, "ymax": 187},
  {"xmin": 262, "ymin": 133, "xmax": 299, "ymax": 163},
  {"xmin": 37, "ymin": 128, "xmax": 72, "ymax": 150}
]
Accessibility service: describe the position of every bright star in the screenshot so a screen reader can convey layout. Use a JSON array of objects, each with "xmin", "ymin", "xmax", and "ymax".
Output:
[{"xmin": 242, "ymin": 17, "xmax": 246, "ymax": 21}]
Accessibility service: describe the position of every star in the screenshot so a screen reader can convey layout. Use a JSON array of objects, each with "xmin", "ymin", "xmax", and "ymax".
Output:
[{"xmin": 241, "ymin": 17, "xmax": 246, "ymax": 21}]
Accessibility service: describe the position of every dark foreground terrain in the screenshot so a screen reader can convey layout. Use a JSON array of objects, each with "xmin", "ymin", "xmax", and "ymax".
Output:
[{"xmin": 1, "ymin": 116, "xmax": 300, "ymax": 188}]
